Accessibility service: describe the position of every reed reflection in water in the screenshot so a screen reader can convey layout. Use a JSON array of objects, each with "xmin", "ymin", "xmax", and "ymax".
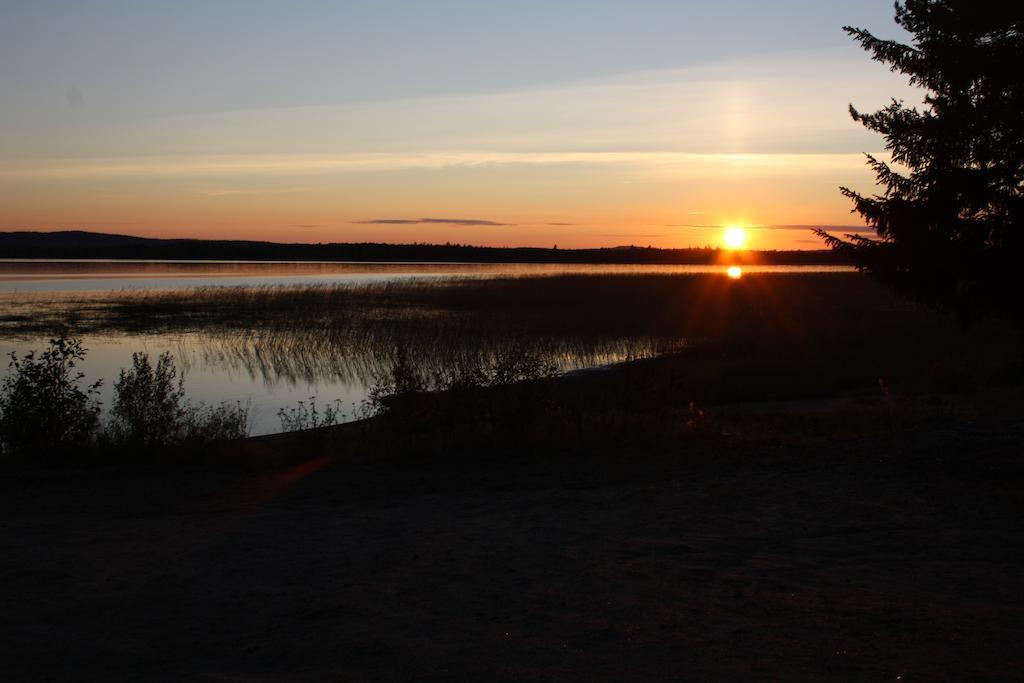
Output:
[
  {"xmin": 0, "ymin": 277, "xmax": 691, "ymax": 433},
  {"xmin": 2, "ymin": 272, "xmax": 899, "ymax": 435},
  {"xmin": 188, "ymin": 326, "xmax": 672, "ymax": 390}
]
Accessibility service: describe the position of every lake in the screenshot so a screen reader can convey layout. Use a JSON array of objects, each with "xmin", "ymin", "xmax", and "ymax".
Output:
[{"xmin": 0, "ymin": 260, "xmax": 855, "ymax": 435}]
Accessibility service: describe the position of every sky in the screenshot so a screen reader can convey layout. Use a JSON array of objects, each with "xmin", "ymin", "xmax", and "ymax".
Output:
[{"xmin": 0, "ymin": 1, "xmax": 921, "ymax": 249}]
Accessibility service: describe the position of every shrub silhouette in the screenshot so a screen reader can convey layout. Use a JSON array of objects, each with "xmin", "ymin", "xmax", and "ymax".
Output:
[
  {"xmin": 0, "ymin": 336, "xmax": 102, "ymax": 456},
  {"xmin": 107, "ymin": 351, "xmax": 249, "ymax": 447},
  {"xmin": 362, "ymin": 345, "xmax": 431, "ymax": 418},
  {"xmin": 361, "ymin": 344, "xmax": 559, "ymax": 430},
  {"xmin": 277, "ymin": 397, "xmax": 345, "ymax": 431},
  {"xmin": 183, "ymin": 400, "xmax": 251, "ymax": 444},
  {"xmin": 107, "ymin": 352, "xmax": 187, "ymax": 447},
  {"xmin": 1, "ymin": 342, "xmax": 247, "ymax": 456},
  {"xmin": 437, "ymin": 345, "xmax": 558, "ymax": 392}
]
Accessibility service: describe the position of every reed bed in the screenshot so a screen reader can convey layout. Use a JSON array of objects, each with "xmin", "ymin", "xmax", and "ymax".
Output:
[{"xmin": 1, "ymin": 273, "xmax": 1017, "ymax": 400}]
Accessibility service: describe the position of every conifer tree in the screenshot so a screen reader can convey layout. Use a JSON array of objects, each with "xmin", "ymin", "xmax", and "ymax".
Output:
[{"xmin": 818, "ymin": 2, "xmax": 1024, "ymax": 324}]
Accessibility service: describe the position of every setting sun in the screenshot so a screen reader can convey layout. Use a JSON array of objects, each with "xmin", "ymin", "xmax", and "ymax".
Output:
[{"xmin": 723, "ymin": 226, "xmax": 747, "ymax": 249}]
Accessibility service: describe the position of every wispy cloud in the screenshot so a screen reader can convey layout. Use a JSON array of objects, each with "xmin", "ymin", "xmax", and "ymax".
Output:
[
  {"xmin": 0, "ymin": 151, "xmax": 882, "ymax": 181},
  {"xmin": 199, "ymin": 186, "xmax": 311, "ymax": 196},
  {"xmin": 597, "ymin": 233, "xmax": 664, "ymax": 238},
  {"xmin": 666, "ymin": 223, "xmax": 875, "ymax": 234},
  {"xmin": 354, "ymin": 217, "xmax": 513, "ymax": 227},
  {"xmin": 769, "ymin": 224, "xmax": 876, "ymax": 234}
]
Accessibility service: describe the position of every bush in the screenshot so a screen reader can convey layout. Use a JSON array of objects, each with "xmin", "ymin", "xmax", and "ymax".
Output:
[
  {"xmin": 361, "ymin": 346, "xmax": 430, "ymax": 418},
  {"xmin": 107, "ymin": 352, "xmax": 187, "ymax": 447},
  {"xmin": 442, "ymin": 346, "xmax": 558, "ymax": 389},
  {"xmin": 182, "ymin": 400, "xmax": 251, "ymax": 444},
  {"xmin": 277, "ymin": 397, "xmax": 346, "ymax": 431},
  {"xmin": 107, "ymin": 351, "xmax": 249, "ymax": 447},
  {"xmin": 0, "ymin": 336, "xmax": 102, "ymax": 456},
  {"xmin": 361, "ymin": 344, "xmax": 559, "ymax": 422}
]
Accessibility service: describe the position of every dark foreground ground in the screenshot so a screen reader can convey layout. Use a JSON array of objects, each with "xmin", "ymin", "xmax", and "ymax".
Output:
[{"xmin": 2, "ymin": 383, "xmax": 1022, "ymax": 681}]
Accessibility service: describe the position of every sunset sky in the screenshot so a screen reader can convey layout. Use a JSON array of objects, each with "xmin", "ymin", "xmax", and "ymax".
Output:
[{"xmin": 0, "ymin": 1, "xmax": 920, "ymax": 249}]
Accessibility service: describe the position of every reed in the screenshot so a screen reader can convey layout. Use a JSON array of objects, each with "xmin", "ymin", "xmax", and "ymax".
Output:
[{"xmin": 1, "ymin": 273, "xmax": 1017, "ymax": 404}]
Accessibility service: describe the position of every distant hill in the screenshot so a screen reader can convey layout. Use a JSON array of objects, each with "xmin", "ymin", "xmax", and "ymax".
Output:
[{"xmin": 0, "ymin": 230, "xmax": 847, "ymax": 265}]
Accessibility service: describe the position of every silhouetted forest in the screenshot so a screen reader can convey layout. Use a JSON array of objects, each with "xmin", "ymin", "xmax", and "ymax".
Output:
[{"xmin": 0, "ymin": 230, "xmax": 848, "ymax": 265}]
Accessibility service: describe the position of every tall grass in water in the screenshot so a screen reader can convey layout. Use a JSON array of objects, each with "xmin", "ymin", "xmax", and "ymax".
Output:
[
  {"xmin": 0, "ymin": 273, "xmax": 956, "ymax": 341},
  {"xmin": 1, "ymin": 273, "xmax": 1018, "ymax": 402}
]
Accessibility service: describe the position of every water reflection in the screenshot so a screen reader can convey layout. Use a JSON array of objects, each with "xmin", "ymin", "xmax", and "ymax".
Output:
[
  {"xmin": 191, "ymin": 329, "xmax": 672, "ymax": 388},
  {"xmin": 0, "ymin": 326, "xmax": 678, "ymax": 435},
  {"xmin": 727, "ymin": 266, "xmax": 743, "ymax": 279},
  {"xmin": 0, "ymin": 268, "xmax": 862, "ymax": 435},
  {"xmin": 0, "ymin": 259, "xmax": 854, "ymax": 293}
]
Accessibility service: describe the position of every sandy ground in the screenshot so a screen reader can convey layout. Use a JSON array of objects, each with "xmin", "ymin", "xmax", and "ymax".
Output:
[{"xmin": 1, "ymin": 408, "xmax": 1023, "ymax": 681}]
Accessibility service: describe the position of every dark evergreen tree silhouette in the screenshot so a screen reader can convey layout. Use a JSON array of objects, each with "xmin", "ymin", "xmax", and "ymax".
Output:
[{"xmin": 818, "ymin": 2, "xmax": 1024, "ymax": 324}]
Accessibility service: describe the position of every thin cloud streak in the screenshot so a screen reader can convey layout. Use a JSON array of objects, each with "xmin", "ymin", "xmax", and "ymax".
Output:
[
  {"xmin": 355, "ymin": 217, "xmax": 514, "ymax": 227},
  {"xmin": 0, "ymin": 151, "xmax": 884, "ymax": 181},
  {"xmin": 666, "ymin": 223, "xmax": 876, "ymax": 234},
  {"xmin": 597, "ymin": 233, "xmax": 664, "ymax": 238},
  {"xmin": 771, "ymin": 224, "xmax": 876, "ymax": 234}
]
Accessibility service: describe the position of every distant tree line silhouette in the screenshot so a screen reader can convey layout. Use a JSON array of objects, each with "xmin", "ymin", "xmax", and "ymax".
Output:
[{"xmin": 0, "ymin": 230, "xmax": 847, "ymax": 265}]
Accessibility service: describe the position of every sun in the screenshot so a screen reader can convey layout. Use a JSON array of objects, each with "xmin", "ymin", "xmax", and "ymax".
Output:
[{"xmin": 723, "ymin": 226, "xmax": 747, "ymax": 249}]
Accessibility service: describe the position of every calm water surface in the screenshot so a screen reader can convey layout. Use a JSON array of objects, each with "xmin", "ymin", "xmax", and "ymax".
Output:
[{"xmin": 0, "ymin": 259, "xmax": 853, "ymax": 292}]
